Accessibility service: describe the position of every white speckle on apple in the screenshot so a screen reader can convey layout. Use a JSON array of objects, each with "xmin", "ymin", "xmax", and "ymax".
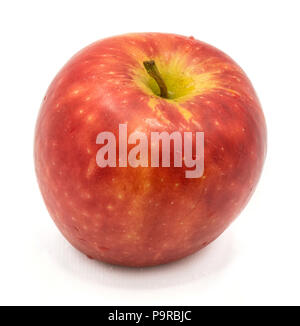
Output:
[
  {"xmin": 87, "ymin": 114, "xmax": 94, "ymax": 122},
  {"xmin": 82, "ymin": 192, "xmax": 91, "ymax": 199}
]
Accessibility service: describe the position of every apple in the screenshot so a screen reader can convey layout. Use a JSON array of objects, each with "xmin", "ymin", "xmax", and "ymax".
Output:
[{"xmin": 34, "ymin": 33, "xmax": 267, "ymax": 267}]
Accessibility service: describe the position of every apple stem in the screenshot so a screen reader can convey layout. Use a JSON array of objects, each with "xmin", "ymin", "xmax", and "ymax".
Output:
[{"xmin": 143, "ymin": 60, "xmax": 168, "ymax": 98}]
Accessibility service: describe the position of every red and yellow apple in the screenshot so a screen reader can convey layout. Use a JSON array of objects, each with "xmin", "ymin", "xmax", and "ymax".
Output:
[{"xmin": 34, "ymin": 33, "xmax": 266, "ymax": 267}]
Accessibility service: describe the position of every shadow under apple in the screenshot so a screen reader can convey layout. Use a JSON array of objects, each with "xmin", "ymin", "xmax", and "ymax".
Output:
[{"xmin": 42, "ymin": 227, "xmax": 236, "ymax": 290}]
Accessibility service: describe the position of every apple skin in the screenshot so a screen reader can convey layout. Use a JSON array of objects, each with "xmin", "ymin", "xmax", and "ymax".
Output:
[{"xmin": 34, "ymin": 33, "xmax": 266, "ymax": 267}]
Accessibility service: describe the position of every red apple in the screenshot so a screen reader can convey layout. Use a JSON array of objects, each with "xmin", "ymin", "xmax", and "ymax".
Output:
[{"xmin": 34, "ymin": 33, "xmax": 266, "ymax": 267}]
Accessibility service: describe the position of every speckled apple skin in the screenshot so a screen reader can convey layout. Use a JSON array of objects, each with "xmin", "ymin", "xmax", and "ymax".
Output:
[{"xmin": 34, "ymin": 33, "xmax": 266, "ymax": 267}]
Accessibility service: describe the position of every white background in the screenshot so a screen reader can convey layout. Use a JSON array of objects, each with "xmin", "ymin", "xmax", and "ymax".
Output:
[{"xmin": 0, "ymin": 0, "xmax": 299, "ymax": 306}]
